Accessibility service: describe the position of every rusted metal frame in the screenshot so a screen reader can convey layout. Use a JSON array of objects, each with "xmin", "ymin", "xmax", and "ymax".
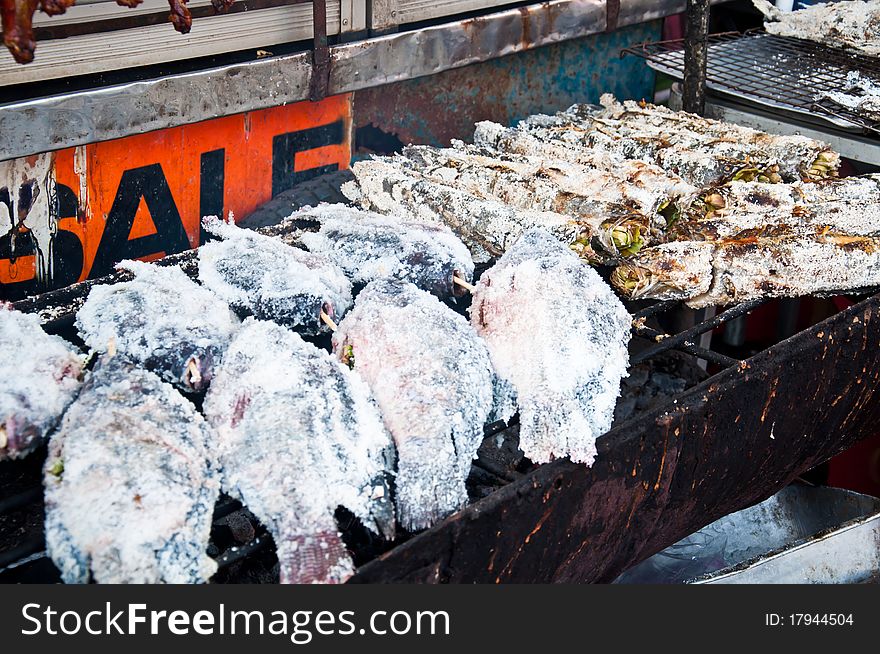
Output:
[
  {"xmin": 682, "ymin": 0, "xmax": 710, "ymax": 114},
  {"xmin": 310, "ymin": 0, "xmax": 331, "ymax": 101},
  {"xmin": 631, "ymin": 326, "xmax": 738, "ymax": 368},
  {"xmin": 605, "ymin": 0, "xmax": 620, "ymax": 32},
  {"xmin": 351, "ymin": 292, "xmax": 880, "ymax": 583}
]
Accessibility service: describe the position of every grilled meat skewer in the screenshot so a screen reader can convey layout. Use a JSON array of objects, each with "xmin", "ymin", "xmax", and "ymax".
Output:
[
  {"xmin": 333, "ymin": 279, "xmax": 504, "ymax": 531},
  {"xmin": 44, "ymin": 356, "xmax": 219, "ymax": 584},
  {"xmin": 0, "ymin": 306, "xmax": 84, "ymax": 461},
  {"xmin": 204, "ymin": 319, "xmax": 395, "ymax": 583},
  {"xmin": 298, "ymin": 204, "xmax": 475, "ymax": 299},
  {"xmin": 199, "ymin": 216, "xmax": 352, "ymax": 334},
  {"xmin": 77, "ymin": 259, "xmax": 239, "ymax": 392},
  {"xmin": 471, "ymin": 229, "xmax": 631, "ymax": 465},
  {"xmin": 612, "ymin": 231, "xmax": 880, "ymax": 307}
]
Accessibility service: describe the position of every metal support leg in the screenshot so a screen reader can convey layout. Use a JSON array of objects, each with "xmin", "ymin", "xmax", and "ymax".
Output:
[{"xmin": 683, "ymin": 0, "xmax": 710, "ymax": 115}]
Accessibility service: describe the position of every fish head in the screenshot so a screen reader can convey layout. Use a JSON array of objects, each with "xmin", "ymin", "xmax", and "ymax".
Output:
[
  {"xmin": 593, "ymin": 213, "xmax": 650, "ymax": 259},
  {"xmin": 173, "ymin": 345, "xmax": 220, "ymax": 393},
  {"xmin": 611, "ymin": 263, "xmax": 685, "ymax": 301},
  {"xmin": 0, "ymin": 413, "xmax": 41, "ymax": 461}
]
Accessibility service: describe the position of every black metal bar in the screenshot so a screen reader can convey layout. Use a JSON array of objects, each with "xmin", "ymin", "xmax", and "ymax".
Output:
[
  {"xmin": 309, "ymin": 0, "xmax": 330, "ymax": 102},
  {"xmin": 0, "ymin": 488, "xmax": 42, "ymax": 516},
  {"xmin": 0, "ymin": 539, "xmax": 43, "ymax": 570},
  {"xmin": 631, "ymin": 327, "xmax": 740, "ymax": 368},
  {"xmin": 682, "ymin": 0, "xmax": 710, "ymax": 114}
]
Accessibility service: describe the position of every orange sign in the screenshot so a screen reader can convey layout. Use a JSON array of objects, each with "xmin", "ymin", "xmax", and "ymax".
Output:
[{"xmin": 0, "ymin": 93, "xmax": 352, "ymax": 301}]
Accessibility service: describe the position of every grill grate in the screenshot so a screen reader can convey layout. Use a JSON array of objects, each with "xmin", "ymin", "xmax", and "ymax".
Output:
[{"xmin": 622, "ymin": 30, "xmax": 880, "ymax": 135}]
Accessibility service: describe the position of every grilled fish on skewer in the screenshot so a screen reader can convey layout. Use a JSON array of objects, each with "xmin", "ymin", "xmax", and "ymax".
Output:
[
  {"xmin": 754, "ymin": 0, "xmax": 880, "ymax": 58},
  {"xmin": 398, "ymin": 146, "xmax": 668, "ymax": 257},
  {"xmin": 204, "ymin": 319, "xmax": 395, "ymax": 584},
  {"xmin": 0, "ymin": 306, "xmax": 84, "ymax": 461},
  {"xmin": 346, "ymin": 158, "xmax": 600, "ymax": 263},
  {"xmin": 199, "ymin": 216, "xmax": 352, "ymax": 334},
  {"xmin": 512, "ymin": 95, "xmax": 838, "ymax": 185},
  {"xmin": 612, "ymin": 232, "xmax": 880, "ymax": 308},
  {"xmin": 77, "ymin": 260, "xmax": 239, "ymax": 392},
  {"xmin": 679, "ymin": 177, "xmax": 880, "ymax": 241},
  {"xmin": 471, "ymin": 229, "xmax": 631, "ymax": 466},
  {"xmin": 333, "ymin": 279, "xmax": 503, "ymax": 531},
  {"xmin": 298, "ymin": 204, "xmax": 475, "ymax": 299},
  {"xmin": 44, "ymin": 356, "xmax": 219, "ymax": 584}
]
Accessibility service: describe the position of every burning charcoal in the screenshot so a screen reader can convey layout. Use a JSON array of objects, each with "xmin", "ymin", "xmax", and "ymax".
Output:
[
  {"xmin": 345, "ymin": 158, "xmax": 587, "ymax": 263},
  {"xmin": 199, "ymin": 216, "xmax": 352, "ymax": 334},
  {"xmin": 507, "ymin": 95, "xmax": 838, "ymax": 185},
  {"xmin": 203, "ymin": 319, "xmax": 395, "ymax": 584},
  {"xmin": 612, "ymin": 232, "xmax": 880, "ymax": 307},
  {"xmin": 44, "ymin": 355, "xmax": 219, "ymax": 584},
  {"xmin": 0, "ymin": 306, "xmax": 84, "ymax": 460},
  {"xmin": 76, "ymin": 260, "xmax": 240, "ymax": 392},
  {"xmin": 333, "ymin": 279, "xmax": 502, "ymax": 531},
  {"xmin": 471, "ymin": 228, "xmax": 632, "ymax": 466},
  {"xmin": 298, "ymin": 204, "xmax": 475, "ymax": 299}
]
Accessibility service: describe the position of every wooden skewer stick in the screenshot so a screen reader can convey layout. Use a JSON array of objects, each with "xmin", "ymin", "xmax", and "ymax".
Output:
[
  {"xmin": 452, "ymin": 276, "xmax": 476, "ymax": 293},
  {"xmin": 320, "ymin": 310, "xmax": 338, "ymax": 331}
]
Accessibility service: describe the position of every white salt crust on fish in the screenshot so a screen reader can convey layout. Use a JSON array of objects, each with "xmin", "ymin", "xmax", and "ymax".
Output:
[
  {"xmin": 333, "ymin": 279, "xmax": 502, "ymax": 532},
  {"xmin": 199, "ymin": 216, "xmax": 353, "ymax": 334},
  {"xmin": 819, "ymin": 71, "xmax": 880, "ymax": 122},
  {"xmin": 754, "ymin": 0, "xmax": 880, "ymax": 58},
  {"xmin": 44, "ymin": 356, "xmax": 219, "ymax": 584},
  {"xmin": 346, "ymin": 158, "xmax": 583, "ymax": 264},
  {"xmin": 76, "ymin": 259, "xmax": 240, "ymax": 392},
  {"xmin": 471, "ymin": 228, "xmax": 631, "ymax": 466},
  {"xmin": 508, "ymin": 95, "xmax": 837, "ymax": 186},
  {"xmin": 0, "ymin": 306, "xmax": 84, "ymax": 461},
  {"xmin": 612, "ymin": 234, "xmax": 880, "ymax": 308},
  {"xmin": 297, "ymin": 203, "xmax": 475, "ymax": 298},
  {"xmin": 203, "ymin": 319, "xmax": 395, "ymax": 584}
]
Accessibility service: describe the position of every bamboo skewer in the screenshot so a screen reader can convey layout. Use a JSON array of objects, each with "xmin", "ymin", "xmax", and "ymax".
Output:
[
  {"xmin": 320, "ymin": 310, "xmax": 339, "ymax": 332},
  {"xmin": 452, "ymin": 276, "xmax": 477, "ymax": 293}
]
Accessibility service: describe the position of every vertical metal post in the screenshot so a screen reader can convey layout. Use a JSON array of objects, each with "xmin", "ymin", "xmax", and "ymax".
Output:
[
  {"xmin": 310, "ymin": 0, "xmax": 330, "ymax": 102},
  {"xmin": 682, "ymin": 0, "xmax": 710, "ymax": 115}
]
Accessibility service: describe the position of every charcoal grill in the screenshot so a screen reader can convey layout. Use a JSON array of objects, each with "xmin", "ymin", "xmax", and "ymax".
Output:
[
  {"xmin": 623, "ymin": 29, "xmax": 880, "ymax": 135},
  {"xmin": 2, "ymin": 211, "xmax": 879, "ymax": 583}
]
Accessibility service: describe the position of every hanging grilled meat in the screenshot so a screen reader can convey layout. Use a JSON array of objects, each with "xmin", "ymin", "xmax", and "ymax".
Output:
[
  {"xmin": 203, "ymin": 319, "xmax": 395, "ymax": 584},
  {"xmin": 76, "ymin": 260, "xmax": 240, "ymax": 393},
  {"xmin": 3, "ymin": 0, "xmax": 198, "ymax": 64},
  {"xmin": 0, "ymin": 305, "xmax": 84, "ymax": 461},
  {"xmin": 333, "ymin": 278, "xmax": 504, "ymax": 531},
  {"xmin": 199, "ymin": 217, "xmax": 352, "ymax": 334},
  {"xmin": 298, "ymin": 204, "xmax": 475, "ymax": 299},
  {"xmin": 44, "ymin": 355, "xmax": 219, "ymax": 584},
  {"xmin": 470, "ymin": 228, "xmax": 631, "ymax": 466},
  {"xmin": 611, "ymin": 231, "xmax": 880, "ymax": 307}
]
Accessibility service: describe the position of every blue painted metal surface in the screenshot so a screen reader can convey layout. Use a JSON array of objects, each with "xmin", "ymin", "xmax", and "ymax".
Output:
[{"xmin": 353, "ymin": 21, "xmax": 662, "ymax": 150}]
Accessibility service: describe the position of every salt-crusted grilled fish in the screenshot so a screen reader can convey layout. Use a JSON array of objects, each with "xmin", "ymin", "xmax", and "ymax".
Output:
[
  {"xmin": 679, "ymin": 176, "xmax": 880, "ymax": 241},
  {"xmin": 346, "ymin": 158, "xmax": 590, "ymax": 263},
  {"xmin": 44, "ymin": 356, "xmax": 219, "ymax": 584},
  {"xmin": 612, "ymin": 232, "xmax": 880, "ymax": 307},
  {"xmin": 298, "ymin": 204, "xmax": 475, "ymax": 299},
  {"xmin": 0, "ymin": 306, "xmax": 84, "ymax": 460},
  {"xmin": 76, "ymin": 260, "xmax": 239, "ymax": 392},
  {"xmin": 754, "ymin": 0, "xmax": 880, "ymax": 58},
  {"xmin": 470, "ymin": 228, "xmax": 631, "ymax": 466},
  {"xmin": 199, "ymin": 216, "xmax": 353, "ymax": 334},
  {"xmin": 512, "ymin": 95, "xmax": 838, "ymax": 185},
  {"xmin": 203, "ymin": 319, "xmax": 395, "ymax": 584},
  {"xmin": 333, "ymin": 279, "xmax": 502, "ymax": 532},
  {"xmin": 398, "ymin": 145, "xmax": 678, "ymax": 258}
]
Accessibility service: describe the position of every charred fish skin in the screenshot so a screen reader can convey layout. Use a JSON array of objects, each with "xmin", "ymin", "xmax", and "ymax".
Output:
[
  {"xmin": 346, "ymin": 158, "xmax": 590, "ymax": 264},
  {"xmin": 333, "ymin": 278, "xmax": 501, "ymax": 532},
  {"xmin": 471, "ymin": 228, "xmax": 631, "ymax": 466},
  {"xmin": 514, "ymin": 95, "xmax": 838, "ymax": 185},
  {"xmin": 76, "ymin": 260, "xmax": 239, "ymax": 393},
  {"xmin": 204, "ymin": 319, "xmax": 395, "ymax": 584},
  {"xmin": 297, "ymin": 203, "xmax": 475, "ymax": 299},
  {"xmin": 44, "ymin": 356, "xmax": 219, "ymax": 584},
  {"xmin": 199, "ymin": 217, "xmax": 353, "ymax": 334},
  {"xmin": 0, "ymin": 307, "xmax": 84, "ymax": 461},
  {"xmin": 613, "ymin": 233, "xmax": 880, "ymax": 308}
]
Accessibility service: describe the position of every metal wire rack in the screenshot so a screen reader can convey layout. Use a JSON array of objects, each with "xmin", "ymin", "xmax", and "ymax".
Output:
[{"xmin": 622, "ymin": 30, "xmax": 880, "ymax": 135}]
